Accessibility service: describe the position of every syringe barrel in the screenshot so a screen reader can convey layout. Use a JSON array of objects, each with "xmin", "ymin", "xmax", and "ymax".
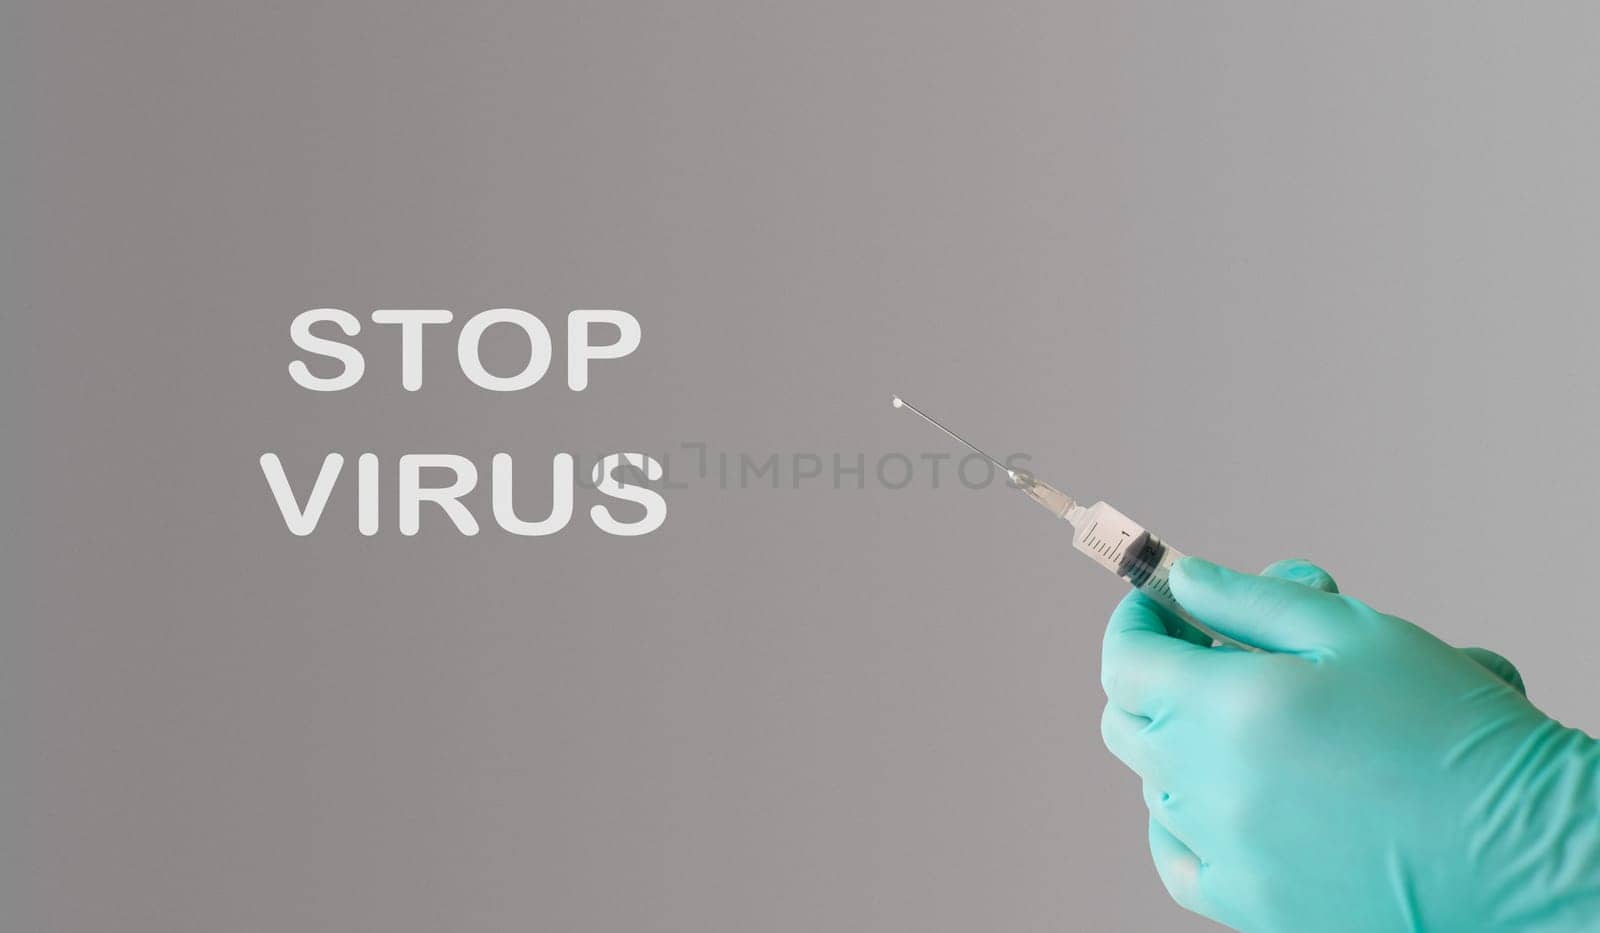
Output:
[{"xmin": 1071, "ymin": 501, "xmax": 1250, "ymax": 650}]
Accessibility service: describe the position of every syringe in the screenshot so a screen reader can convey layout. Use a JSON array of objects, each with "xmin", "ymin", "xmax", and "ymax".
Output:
[{"xmin": 891, "ymin": 395, "xmax": 1250, "ymax": 651}]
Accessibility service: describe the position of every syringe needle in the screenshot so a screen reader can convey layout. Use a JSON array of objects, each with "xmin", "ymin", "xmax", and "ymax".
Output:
[
  {"xmin": 887, "ymin": 391, "xmax": 1251, "ymax": 651},
  {"xmin": 892, "ymin": 393, "xmax": 1082, "ymax": 521},
  {"xmin": 891, "ymin": 395, "xmax": 1015, "ymax": 479}
]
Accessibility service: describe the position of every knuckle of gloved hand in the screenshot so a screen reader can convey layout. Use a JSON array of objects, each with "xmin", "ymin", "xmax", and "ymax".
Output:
[
  {"xmin": 1100, "ymin": 704, "xmax": 1151, "ymax": 773},
  {"xmin": 1099, "ymin": 663, "xmax": 1122, "ymax": 703},
  {"xmin": 1158, "ymin": 857, "xmax": 1206, "ymax": 914},
  {"xmin": 1203, "ymin": 873, "xmax": 1268, "ymax": 933},
  {"xmin": 1098, "ymin": 703, "xmax": 1122, "ymax": 753}
]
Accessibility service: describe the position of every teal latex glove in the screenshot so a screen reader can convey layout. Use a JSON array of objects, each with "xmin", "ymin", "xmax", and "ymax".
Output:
[{"xmin": 1100, "ymin": 556, "xmax": 1600, "ymax": 932}]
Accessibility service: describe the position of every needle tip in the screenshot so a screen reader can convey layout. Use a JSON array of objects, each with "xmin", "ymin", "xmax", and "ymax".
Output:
[{"xmin": 891, "ymin": 395, "xmax": 904, "ymax": 409}]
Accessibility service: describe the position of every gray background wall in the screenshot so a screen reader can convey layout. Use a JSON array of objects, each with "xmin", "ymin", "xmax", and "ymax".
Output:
[{"xmin": 7, "ymin": 3, "xmax": 1600, "ymax": 931}]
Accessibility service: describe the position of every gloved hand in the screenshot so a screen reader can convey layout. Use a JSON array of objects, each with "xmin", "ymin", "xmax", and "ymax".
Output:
[{"xmin": 1100, "ymin": 556, "xmax": 1600, "ymax": 932}]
